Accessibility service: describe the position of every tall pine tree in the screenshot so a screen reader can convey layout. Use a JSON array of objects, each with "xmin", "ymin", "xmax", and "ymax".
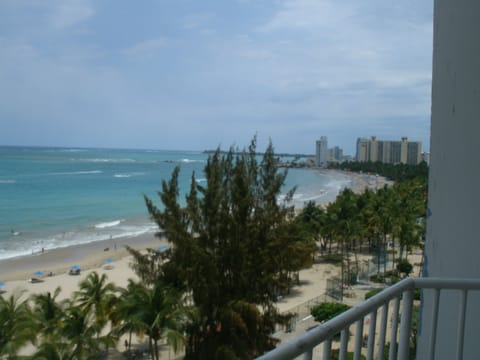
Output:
[{"xmin": 144, "ymin": 138, "xmax": 314, "ymax": 359}]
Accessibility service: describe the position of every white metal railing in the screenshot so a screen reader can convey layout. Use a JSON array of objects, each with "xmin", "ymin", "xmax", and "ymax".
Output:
[{"xmin": 256, "ymin": 278, "xmax": 480, "ymax": 360}]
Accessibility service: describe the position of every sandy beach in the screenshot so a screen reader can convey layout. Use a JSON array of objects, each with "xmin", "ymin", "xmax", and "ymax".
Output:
[
  {"xmin": 0, "ymin": 233, "xmax": 167, "ymax": 300},
  {"xmin": 0, "ymin": 230, "xmax": 345, "ymax": 358},
  {"xmin": 0, "ymin": 169, "xmax": 397, "ymax": 358}
]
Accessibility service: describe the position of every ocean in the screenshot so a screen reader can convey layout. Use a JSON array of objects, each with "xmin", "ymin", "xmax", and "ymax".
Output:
[{"xmin": 0, "ymin": 146, "xmax": 353, "ymax": 261}]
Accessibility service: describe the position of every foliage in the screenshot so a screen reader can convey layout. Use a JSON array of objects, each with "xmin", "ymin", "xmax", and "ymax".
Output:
[
  {"xmin": 370, "ymin": 270, "xmax": 400, "ymax": 284},
  {"xmin": 364, "ymin": 288, "xmax": 383, "ymax": 300},
  {"xmin": 115, "ymin": 279, "xmax": 185, "ymax": 360},
  {"xmin": 319, "ymin": 254, "xmax": 343, "ymax": 264},
  {"xmin": 310, "ymin": 302, "xmax": 351, "ymax": 323},
  {"xmin": 329, "ymin": 161, "xmax": 429, "ymax": 183},
  {"xmin": 0, "ymin": 142, "xmax": 430, "ymax": 359},
  {"xmin": 0, "ymin": 270, "xmax": 187, "ymax": 360},
  {"xmin": 143, "ymin": 138, "xmax": 315, "ymax": 359},
  {"xmin": 0, "ymin": 292, "xmax": 35, "ymax": 358},
  {"xmin": 396, "ymin": 259, "xmax": 414, "ymax": 277}
]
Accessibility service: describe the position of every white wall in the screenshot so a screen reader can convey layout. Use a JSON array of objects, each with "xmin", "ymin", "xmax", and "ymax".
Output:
[{"xmin": 418, "ymin": 1, "xmax": 480, "ymax": 358}]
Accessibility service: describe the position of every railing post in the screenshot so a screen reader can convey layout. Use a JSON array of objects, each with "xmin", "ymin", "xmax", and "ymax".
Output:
[
  {"xmin": 254, "ymin": 278, "xmax": 480, "ymax": 360},
  {"xmin": 339, "ymin": 328, "xmax": 349, "ymax": 360},
  {"xmin": 456, "ymin": 290, "xmax": 468, "ymax": 360},
  {"xmin": 377, "ymin": 302, "xmax": 389, "ymax": 360},
  {"xmin": 428, "ymin": 289, "xmax": 440, "ymax": 360},
  {"xmin": 367, "ymin": 310, "xmax": 377, "ymax": 360},
  {"xmin": 353, "ymin": 318, "xmax": 364, "ymax": 360},
  {"xmin": 389, "ymin": 297, "xmax": 400, "ymax": 360},
  {"xmin": 322, "ymin": 338, "xmax": 331, "ymax": 360},
  {"xmin": 397, "ymin": 289, "xmax": 414, "ymax": 360},
  {"xmin": 304, "ymin": 348, "xmax": 313, "ymax": 360}
]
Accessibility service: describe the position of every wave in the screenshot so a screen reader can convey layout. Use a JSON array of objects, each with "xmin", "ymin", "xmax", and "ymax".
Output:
[
  {"xmin": 94, "ymin": 220, "xmax": 124, "ymax": 229},
  {"xmin": 0, "ymin": 221, "xmax": 158, "ymax": 261},
  {"xmin": 0, "ymin": 179, "xmax": 15, "ymax": 184},
  {"xmin": 178, "ymin": 158, "xmax": 206, "ymax": 164},
  {"xmin": 113, "ymin": 172, "xmax": 145, "ymax": 178},
  {"xmin": 76, "ymin": 158, "xmax": 136, "ymax": 163},
  {"xmin": 47, "ymin": 170, "xmax": 103, "ymax": 176},
  {"xmin": 195, "ymin": 178, "xmax": 207, "ymax": 183},
  {"xmin": 59, "ymin": 149, "xmax": 87, "ymax": 153}
]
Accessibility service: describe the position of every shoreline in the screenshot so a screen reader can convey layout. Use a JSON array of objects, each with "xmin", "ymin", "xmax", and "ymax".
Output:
[
  {"xmin": 0, "ymin": 169, "xmax": 391, "ymax": 282},
  {"xmin": 0, "ymin": 232, "xmax": 163, "ymax": 282},
  {"xmin": 0, "ymin": 169, "xmax": 398, "ymax": 357}
]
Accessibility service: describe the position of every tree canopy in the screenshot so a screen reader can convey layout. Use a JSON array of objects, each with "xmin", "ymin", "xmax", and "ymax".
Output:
[{"xmin": 143, "ymin": 138, "xmax": 316, "ymax": 359}]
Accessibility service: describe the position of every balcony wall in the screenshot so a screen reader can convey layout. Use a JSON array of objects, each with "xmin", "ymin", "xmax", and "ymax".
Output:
[{"xmin": 420, "ymin": 0, "xmax": 480, "ymax": 359}]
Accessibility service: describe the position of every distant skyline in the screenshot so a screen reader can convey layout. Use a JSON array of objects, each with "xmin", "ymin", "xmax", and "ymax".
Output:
[{"xmin": 0, "ymin": 1, "xmax": 433, "ymax": 155}]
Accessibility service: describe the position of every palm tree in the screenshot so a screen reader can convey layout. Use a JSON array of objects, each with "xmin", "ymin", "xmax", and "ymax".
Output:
[
  {"xmin": 0, "ymin": 292, "xmax": 35, "ymax": 358},
  {"xmin": 61, "ymin": 301, "xmax": 103, "ymax": 359},
  {"xmin": 31, "ymin": 287, "xmax": 66, "ymax": 342},
  {"xmin": 73, "ymin": 271, "xmax": 118, "ymax": 354},
  {"xmin": 113, "ymin": 279, "xmax": 146, "ymax": 353},
  {"xmin": 33, "ymin": 341, "xmax": 76, "ymax": 360},
  {"xmin": 117, "ymin": 280, "xmax": 185, "ymax": 360}
]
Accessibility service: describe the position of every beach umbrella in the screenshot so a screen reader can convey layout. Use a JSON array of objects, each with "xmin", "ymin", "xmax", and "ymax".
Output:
[
  {"xmin": 33, "ymin": 271, "xmax": 45, "ymax": 276},
  {"xmin": 103, "ymin": 257, "xmax": 114, "ymax": 270},
  {"xmin": 0, "ymin": 281, "xmax": 5, "ymax": 287},
  {"xmin": 155, "ymin": 245, "xmax": 170, "ymax": 252},
  {"xmin": 70, "ymin": 265, "xmax": 81, "ymax": 270}
]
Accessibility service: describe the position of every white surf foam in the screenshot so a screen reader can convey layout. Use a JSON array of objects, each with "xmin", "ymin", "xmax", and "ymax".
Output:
[
  {"xmin": 77, "ymin": 158, "xmax": 136, "ymax": 163},
  {"xmin": 113, "ymin": 172, "xmax": 145, "ymax": 178},
  {"xmin": 48, "ymin": 170, "xmax": 103, "ymax": 176},
  {"xmin": 94, "ymin": 220, "xmax": 124, "ymax": 229}
]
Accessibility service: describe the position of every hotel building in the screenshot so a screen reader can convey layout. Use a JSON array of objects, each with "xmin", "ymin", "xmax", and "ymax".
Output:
[{"xmin": 356, "ymin": 136, "xmax": 422, "ymax": 165}]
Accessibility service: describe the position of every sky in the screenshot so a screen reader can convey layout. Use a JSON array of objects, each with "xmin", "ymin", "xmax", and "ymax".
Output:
[{"xmin": 0, "ymin": 0, "xmax": 433, "ymax": 155}]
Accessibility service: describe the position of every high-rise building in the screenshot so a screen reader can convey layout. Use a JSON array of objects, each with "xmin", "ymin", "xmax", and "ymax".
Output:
[
  {"xmin": 356, "ymin": 138, "xmax": 370, "ymax": 162},
  {"xmin": 355, "ymin": 136, "xmax": 422, "ymax": 165},
  {"xmin": 315, "ymin": 136, "xmax": 329, "ymax": 167},
  {"xmin": 332, "ymin": 146, "xmax": 343, "ymax": 162}
]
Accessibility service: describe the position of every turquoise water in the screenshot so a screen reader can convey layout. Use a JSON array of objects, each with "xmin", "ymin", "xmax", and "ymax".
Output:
[{"xmin": 0, "ymin": 146, "xmax": 352, "ymax": 260}]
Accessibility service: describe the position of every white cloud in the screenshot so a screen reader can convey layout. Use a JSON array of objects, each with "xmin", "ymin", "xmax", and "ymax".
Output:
[
  {"xmin": 0, "ymin": 0, "xmax": 433, "ymax": 153},
  {"xmin": 181, "ymin": 12, "xmax": 214, "ymax": 30},
  {"xmin": 123, "ymin": 38, "xmax": 169, "ymax": 57},
  {"xmin": 257, "ymin": 0, "xmax": 354, "ymax": 32},
  {"xmin": 50, "ymin": 0, "xmax": 94, "ymax": 29}
]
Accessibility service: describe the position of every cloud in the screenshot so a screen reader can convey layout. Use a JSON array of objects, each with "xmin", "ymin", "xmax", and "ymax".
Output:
[
  {"xmin": 123, "ymin": 38, "xmax": 169, "ymax": 57},
  {"xmin": 181, "ymin": 12, "xmax": 214, "ymax": 30},
  {"xmin": 0, "ymin": 0, "xmax": 433, "ymax": 154},
  {"xmin": 50, "ymin": 0, "xmax": 94, "ymax": 29},
  {"xmin": 258, "ymin": 0, "xmax": 353, "ymax": 32}
]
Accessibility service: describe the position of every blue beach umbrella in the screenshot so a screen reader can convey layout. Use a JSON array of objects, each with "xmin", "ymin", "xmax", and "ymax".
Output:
[
  {"xmin": 0, "ymin": 281, "xmax": 5, "ymax": 287},
  {"xmin": 155, "ymin": 245, "xmax": 170, "ymax": 252},
  {"xmin": 70, "ymin": 265, "xmax": 81, "ymax": 270},
  {"xmin": 33, "ymin": 271, "xmax": 44, "ymax": 276},
  {"xmin": 104, "ymin": 258, "xmax": 113, "ymax": 264}
]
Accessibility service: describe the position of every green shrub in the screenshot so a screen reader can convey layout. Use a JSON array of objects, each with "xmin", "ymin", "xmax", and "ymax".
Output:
[
  {"xmin": 364, "ymin": 288, "xmax": 383, "ymax": 300},
  {"xmin": 396, "ymin": 259, "xmax": 413, "ymax": 277},
  {"xmin": 320, "ymin": 254, "xmax": 343, "ymax": 264},
  {"xmin": 310, "ymin": 302, "xmax": 351, "ymax": 323},
  {"xmin": 414, "ymin": 288, "xmax": 421, "ymax": 300},
  {"xmin": 369, "ymin": 274, "xmax": 385, "ymax": 283}
]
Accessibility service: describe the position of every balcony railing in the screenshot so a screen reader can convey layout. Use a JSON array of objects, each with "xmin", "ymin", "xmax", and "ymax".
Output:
[{"xmin": 256, "ymin": 277, "xmax": 480, "ymax": 360}]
